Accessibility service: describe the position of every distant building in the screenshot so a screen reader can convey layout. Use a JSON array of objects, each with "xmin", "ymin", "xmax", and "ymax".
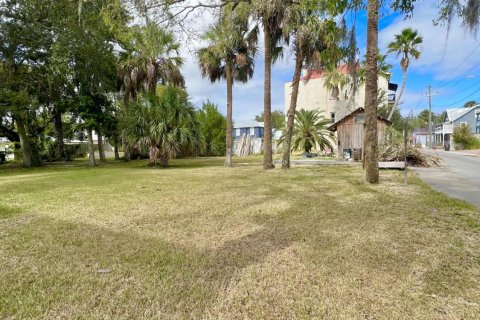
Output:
[
  {"xmin": 328, "ymin": 107, "xmax": 391, "ymax": 160},
  {"xmin": 233, "ymin": 121, "xmax": 264, "ymax": 140},
  {"xmin": 412, "ymin": 128, "xmax": 429, "ymax": 147},
  {"xmin": 434, "ymin": 105, "xmax": 480, "ymax": 148},
  {"xmin": 284, "ymin": 65, "xmax": 397, "ymax": 123}
]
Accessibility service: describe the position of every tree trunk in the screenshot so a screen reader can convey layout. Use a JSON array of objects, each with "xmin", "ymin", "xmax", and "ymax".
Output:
[
  {"xmin": 282, "ymin": 44, "xmax": 304, "ymax": 169},
  {"xmin": 124, "ymin": 141, "xmax": 131, "ymax": 162},
  {"xmin": 87, "ymin": 127, "xmax": 96, "ymax": 167},
  {"xmin": 16, "ymin": 117, "xmax": 33, "ymax": 167},
  {"xmin": 263, "ymin": 24, "xmax": 274, "ymax": 169},
  {"xmin": 113, "ymin": 136, "xmax": 120, "ymax": 160},
  {"xmin": 30, "ymin": 143, "xmax": 43, "ymax": 167},
  {"xmin": 97, "ymin": 128, "xmax": 106, "ymax": 161},
  {"xmin": 364, "ymin": 0, "xmax": 380, "ymax": 184},
  {"xmin": 225, "ymin": 66, "xmax": 234, "ymax": 167},
  {"xmin": 160, "ymin": 152, "xmax": 169, "ymax": 168},
  {"xmin": 53, "ymin": 110, "xmax": 66, "ymax": 160},
  {"xmin": 148, "ymin": 140, "xmax": 158, "ymax": 166},
  {"xmin": 388, "ymin": 69, "xmax": 407, "ymax": 121}
]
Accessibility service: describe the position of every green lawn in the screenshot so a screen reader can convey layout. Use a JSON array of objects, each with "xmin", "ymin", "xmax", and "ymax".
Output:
[{"xmin": 1, "ymin": 157, "xmax": 479, "ymax": 319}]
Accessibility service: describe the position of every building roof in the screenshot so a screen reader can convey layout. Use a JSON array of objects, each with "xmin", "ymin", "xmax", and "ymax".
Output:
[
  {"xmin": 300, "ymin": 64, "xmax": 353, "ymax": 81},
  {"xmin": 234, "ymin": 120, "xmax": 264, "ymax": 129},
  {"xmin": 328, "ymin": 107, "xmax": 391, "ymax": 131},
  {"xmin": 445, "ymin": 105, "xmax": 479, "ymax": 122}
]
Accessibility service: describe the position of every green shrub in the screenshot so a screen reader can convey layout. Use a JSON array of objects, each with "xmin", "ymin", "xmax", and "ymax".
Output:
[{"xmin": 452, "ymin": 125, "xmax": 480, "ymax": 150}]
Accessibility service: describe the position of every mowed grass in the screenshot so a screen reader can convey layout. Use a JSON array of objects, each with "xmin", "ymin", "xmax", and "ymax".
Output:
[{"xmin": 0, "ymin": 157, "xmax": 479, "ymax": 319}]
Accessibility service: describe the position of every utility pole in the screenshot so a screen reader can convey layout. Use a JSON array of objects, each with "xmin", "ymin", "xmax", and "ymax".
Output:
[
  {"xmin": 427, "ymin": 86, "xmax": 433, "ymax": 149},
  {"xmin": 424, "ymin": 86, "xmax": 438, "ymax": 149}
]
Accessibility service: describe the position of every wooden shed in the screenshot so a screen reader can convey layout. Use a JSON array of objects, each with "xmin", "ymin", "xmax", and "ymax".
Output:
[{"xmin": 328, "ymin": 108, "xmax": 391, "ymax": 160}]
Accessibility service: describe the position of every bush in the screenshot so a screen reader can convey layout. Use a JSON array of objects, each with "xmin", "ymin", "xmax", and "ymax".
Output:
[{"xmin": 452, "ymin": 125, "xmax": 480, "ymax": 150}]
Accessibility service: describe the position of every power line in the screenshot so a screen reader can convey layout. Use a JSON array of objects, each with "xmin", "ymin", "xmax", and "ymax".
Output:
[
  {"xmin": 431, "ymin": 43, "xmax": 480, "ymax": 89},
  {"xmin": 437, "ymin": 86, "xmax": 480, "ymax": 108},
  {"xmin": 441, "ymin": 77, "xmax": 480, "ymax": 96}
]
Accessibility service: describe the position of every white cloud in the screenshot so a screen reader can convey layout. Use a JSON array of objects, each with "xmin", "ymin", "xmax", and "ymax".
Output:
[{"xmin": 379, "ymin": 2, "xmax": 479, "ymax": 81}]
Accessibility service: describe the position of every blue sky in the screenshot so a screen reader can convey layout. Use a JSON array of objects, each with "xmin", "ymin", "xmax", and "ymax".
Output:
[{"xmin": 181, "ymin": 2, "xmax": 480, "ymax": 121}]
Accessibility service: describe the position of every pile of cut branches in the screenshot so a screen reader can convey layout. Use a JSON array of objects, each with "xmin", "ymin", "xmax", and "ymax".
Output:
[{"xmin": 378, "ymin": 144, "xmax": 441, "ymax": 167}]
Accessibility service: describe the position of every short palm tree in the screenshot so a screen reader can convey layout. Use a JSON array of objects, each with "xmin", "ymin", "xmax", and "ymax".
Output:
[
  {"xmin": 387, "ymin": 27, "xmax": 422, "ymax": 120},
  {"xmin": 120, "ymin": 86, "xmax": 202, "ymax": 167},
  {"xmin": 278, "ymin": 109, "xmax": 335, "ymax": 154},
  {"xmin": 197, "ymin": 4, "xmax": 256, "ymax": 167}
]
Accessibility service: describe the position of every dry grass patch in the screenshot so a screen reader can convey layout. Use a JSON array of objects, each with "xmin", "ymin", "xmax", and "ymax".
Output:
[{"xmin": 0, "ymin": 157, "xmax": 479, "ymax": 319}]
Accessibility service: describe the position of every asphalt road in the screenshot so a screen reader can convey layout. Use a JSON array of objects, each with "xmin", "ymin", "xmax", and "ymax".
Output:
[{"xmin": 413, "ymin": 150, "xmax": 480, "ymax": 210}]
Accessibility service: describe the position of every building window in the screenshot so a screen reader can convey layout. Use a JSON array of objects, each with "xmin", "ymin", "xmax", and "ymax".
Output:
[
  {"xmin": 477, "ymin": 126, "xmax": 480, "ymax": 134},
  {"xmin": 250, "ymin": 127, "xmax": 255, "ymax": 136},
  {"xmin": 235, "ymin": 128, "xmax": 240, "ymax": 137},
  {"xmin": 355, "ymin": 114, "xmax": 365, "ymax": 124},
  {"xmin": 460, "ymin": 122, "xmax": 467, "ymax": 127},
  {"xmin": 330, "ymin": 112, "xmax": 335, "ymax": 123}
]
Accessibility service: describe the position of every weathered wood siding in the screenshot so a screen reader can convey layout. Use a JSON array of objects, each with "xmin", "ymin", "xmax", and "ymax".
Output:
[{"xmin": 336, "ymin": 115, "xmax": 388, "ymax": 159}]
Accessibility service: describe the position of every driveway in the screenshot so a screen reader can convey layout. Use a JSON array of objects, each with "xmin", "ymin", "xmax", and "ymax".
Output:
[{"xmin": 413, "ymin": 150, "xmax": 480, "ymax": 210}]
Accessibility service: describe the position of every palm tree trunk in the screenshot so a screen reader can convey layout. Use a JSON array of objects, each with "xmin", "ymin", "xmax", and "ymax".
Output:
[
  {"xmin": 97, "ymin": 128, "xmax": 106, "ymax": 161},
  {"xmin": 148, "ymin": 140, "xmax": 158, "ymax": 166},
  {"xmin": 388, "ymin": 69, "xmax": 407, "ymax": 121},
  {"xmin": 160, "ymin": 152, "xmax": 169, "ymax": 168},
  {"xmin": 16, "ymin": 116, "xmax": 32, "ymax": 167},
  {"xmin": 54, "ymin": 110, "xmax": 66, "ymax": 160},
  {"xmin": 282, "ymin": 44, "xmax": 304, "ymax": 169},
  {"xmin": 124, "ymin": 141, "xmax": 131, "ymax": 162},
  {"xmin": 225, "ymin": 66, "xmax": 234, "ymax": 167},
  {"xmin": 263, "ymin": 24, "xmax": 274, "ymax": 169},
  {"xmin": 364, "ymin": 0, "xmax": 380, "ymax": 184},
  {"xmin": 113, "ymin": 136, "xmax": 120, "ymax": 160},
  {"xmin": 87, "ymin": 127, "xmax": 96, "ymax": 167}
]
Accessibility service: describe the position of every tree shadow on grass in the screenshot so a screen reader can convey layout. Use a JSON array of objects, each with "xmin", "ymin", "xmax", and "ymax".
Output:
[{"xmin": 0, "ymin": 214, "xmax": 293, "ymax": 319}]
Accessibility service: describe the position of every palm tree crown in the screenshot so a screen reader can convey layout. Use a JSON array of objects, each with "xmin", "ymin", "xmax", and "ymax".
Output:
[
  {"xmin": 387, "ymin": 27, "xmax": 422, "ymax": 72},
  {"xmin": 197, "ymin": 9, "xmax": 256, "ymax": 85},
  {"xmin": 120, "ymin": 24, "xmax": 184, "ymax": 101},
  {"xmin": 386, "ymin": 28, "xmax": 422, "ymax": 121}
]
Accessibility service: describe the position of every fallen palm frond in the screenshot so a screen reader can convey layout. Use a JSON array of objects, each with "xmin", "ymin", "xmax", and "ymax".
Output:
[{"xmin": 378, "ymin": 144, "xmax": 441, "ymax": 167}]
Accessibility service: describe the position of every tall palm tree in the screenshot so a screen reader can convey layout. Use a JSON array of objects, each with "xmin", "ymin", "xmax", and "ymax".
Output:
[
  {"xmin": 387, "ymin": 27, "xmax": 422, "ymax": 120},
  {"xmin": 278, "ymin": 109, "xmax": 335, "ymax": 154},
  {"xmin": 364, "ymin": 0, "xmax": 380, "ymax": 184},
  {"xmin": 197, "ymin": 5, "xmax": 256, "ymax": 167},
  {"xmin": 119, "ymin": 23, "xmax": 184, "ymax": 161},
  {"xmin": 281, "ymin": 1, "xmax": 343, "ymax": 168},
  {"xmin": 251, "ymin": 0, "xmax": 288, "ymax": 169},
  {"xmin": 120, "ymin": 86, "xmax": 202, "ymax": 167}
]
